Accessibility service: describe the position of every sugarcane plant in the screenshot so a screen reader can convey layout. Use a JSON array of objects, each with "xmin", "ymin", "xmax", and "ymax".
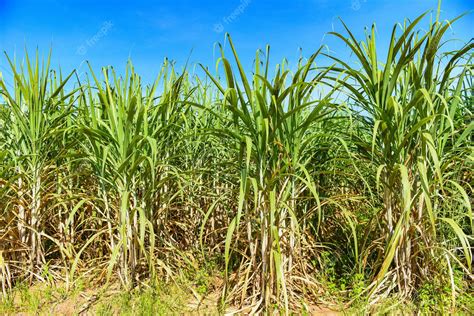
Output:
[
  {"xmin": 195, "ymin": 35, "xmax": 343, "ymax": 312},
  {"xmin": 77, "ymin": 61, "xmax": 190, "ymax": 288},
  {"xmin": 0, "ymin": 51, "xmax": 76, "ymax": 282},
  {"xmin": 326, "ymin": 11, "xmax": 473, "ymax": 299}
]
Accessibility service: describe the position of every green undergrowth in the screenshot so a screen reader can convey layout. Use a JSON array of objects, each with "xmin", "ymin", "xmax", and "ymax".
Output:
[
  {"xmin": 0, "ymin": 261, "xmax": 222, "ymax": 315},
  {"xmin": 315, "ymin": 251, "xmax": 474, "ymax": 315},
  {"xmin": 0, "ymin": 279, "xmax": 189, "ymax": 315},
  {"xmin": 1, "ymin": 266, "xmax": 472, "ymax": 315}
]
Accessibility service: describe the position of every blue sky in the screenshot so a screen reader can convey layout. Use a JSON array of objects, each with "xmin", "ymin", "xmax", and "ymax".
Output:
[{"xmin": 0, "ymin": 0, "xmax": 472, "ymax": 83}]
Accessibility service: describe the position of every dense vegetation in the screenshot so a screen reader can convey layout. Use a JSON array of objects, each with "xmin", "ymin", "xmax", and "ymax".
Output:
[{"xmin": 0, "ymin": 9, "xmax": 472, "ymax": 314}]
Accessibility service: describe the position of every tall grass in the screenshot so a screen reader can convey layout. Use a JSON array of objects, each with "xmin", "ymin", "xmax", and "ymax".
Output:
[
  {"xmin": 196, "ymin": 40, "xmax": 342, "ymax": 310},
  {"xmin": 0, "ymin": 7, "xmax": 472, "ymax": 313},
  {"xmin": 326, "ymin": 11, "xmax": 473, "ymax": 301}
]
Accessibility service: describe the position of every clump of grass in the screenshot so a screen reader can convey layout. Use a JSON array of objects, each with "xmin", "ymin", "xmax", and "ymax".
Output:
[
  {"xmin": 325, "ymin": 6, "xmax": 473, "ymax": 303},
  {"xmin": 94, "ymin": 282, "xmax": 188, "ymax": 316}
]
